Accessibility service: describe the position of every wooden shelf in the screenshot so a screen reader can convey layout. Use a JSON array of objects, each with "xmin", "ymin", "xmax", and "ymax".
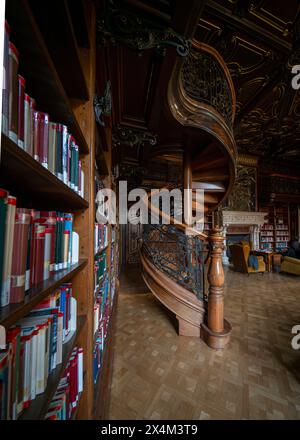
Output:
[
  {"xmin": 29, "ymin": 0, "xmax": 89, "ymax": 100},
  {"xmin": 0, "ymin": 260, "xmax": 88, "ymax": 328},
  {"xmin": 93, "ymin": 296, "xmax": 117, "ymax": 419},
  {"xmin": 19, "ymin": 315, "xmax": 86, "ymax": 420},
  {"xmin": 0, "ymin": 134, "xmax": 89, "ymax": 212},
  {"xmin": 5, "ymin": 0, "xmax": 89, "ymax": 154}
]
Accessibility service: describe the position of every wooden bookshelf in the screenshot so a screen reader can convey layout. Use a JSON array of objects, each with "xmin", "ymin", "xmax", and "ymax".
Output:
[
  {"xmin": 19, "ymin": 315, "xmax": 86, "ymax": 420},
  {"xmin": 259, "ymin": 204, "xmax": 290, "ymax": 251},
  {"xmin": 0, "ymin": 0, "xmax": 100, "ymax": 420},
  {"xmin": 0, "ymin": 134, "xmax": 89, "ymax": 211},
  {"xmin": 0, "ymin": 260, "xmax": 87, "ymax": 329},
  {"xmin": 5, "ymin": 0, "xmax": 89, "ymax": 154}
]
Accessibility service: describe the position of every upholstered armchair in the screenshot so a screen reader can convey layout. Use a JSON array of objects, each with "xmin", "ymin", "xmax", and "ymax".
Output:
[
  {"xmin": 281, "ymin": 256, "xmax": 300, "ymax": 275},
  {"xmin": 229, "ymin": 242, "xmax": 266, "ymax": 274}
]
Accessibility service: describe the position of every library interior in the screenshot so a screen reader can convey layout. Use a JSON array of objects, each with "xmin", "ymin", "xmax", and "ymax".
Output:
[{"xmin": 0, "ymin": 0, "xmax": 300, "ymax": 421}]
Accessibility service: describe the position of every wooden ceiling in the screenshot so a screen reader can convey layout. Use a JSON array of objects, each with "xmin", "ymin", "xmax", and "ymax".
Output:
[
  {"xmin": 196, "ymin": 0, "xmax": 300, "ymax": 166},
  {"xmin": 96, "ymin": 0, "xmax": 300, "ymax": 173}
]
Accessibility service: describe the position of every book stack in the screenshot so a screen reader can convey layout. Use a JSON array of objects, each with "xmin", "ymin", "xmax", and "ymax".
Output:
[
  {"xmin": 0, "ymin": 189, "xmax": 80, "ymax": 307},
  {"xmin": 94, "ymin": 223, "xmax": 108, "ymax": 254},
  {"xmin": 93, "ymin": 329, "xmax": 104, "ymax": 384},
  {"xmin": 0, "ymin": 285, "xmax": 77, "ymax": 420},
  {"xmin": 93, "ymin": 276, "xmax": 111, "ymax": 383},
  {"xmin": 1, "ymin": 20, "xmax": 84, "ymax": 198},
  {"xmin": 45, "ymin": 346, "xmax": 83, "ymax": 420},
  {"xmin": 93, "ymin": 276, "xmax": 109, "ymax": 335},
  {"xmin": 94, "ymin": 252, "xmax": 107, "ymax": 294}
]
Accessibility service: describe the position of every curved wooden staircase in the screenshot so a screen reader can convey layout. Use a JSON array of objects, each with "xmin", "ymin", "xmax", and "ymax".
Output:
[{"xmin": 140, "ymin": 41, "xmax": 237, "ymax": 349}]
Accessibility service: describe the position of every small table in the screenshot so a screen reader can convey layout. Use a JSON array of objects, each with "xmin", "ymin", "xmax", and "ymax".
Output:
[{"xmin": 252, "ymin": 250, "xmax": 274, "ymax": 272}]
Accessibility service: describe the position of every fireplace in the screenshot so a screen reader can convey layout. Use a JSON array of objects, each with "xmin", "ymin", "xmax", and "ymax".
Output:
[{"xmin": 221, "ymin": 210, "xmax": 267, "ymax": 265}]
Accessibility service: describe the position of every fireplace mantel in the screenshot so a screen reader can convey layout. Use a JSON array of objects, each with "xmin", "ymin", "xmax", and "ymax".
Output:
[
  {"xmin": 221, "ymin": 211, "xmax": 268, "ymax": 264},
  {"xmin": 222, "ymin": 211, "xmax": 267, "ymax": 227}
]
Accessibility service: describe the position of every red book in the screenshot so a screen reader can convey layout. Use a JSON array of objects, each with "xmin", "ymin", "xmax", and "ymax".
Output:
[
  {"xmin": 17, "ymin": 75, "xmax": 25, "ymax": 149},
  {"xmin": 33, "ymin": 111, "xmax": 49, "ymax": 167},
  {"xmin": 10, "ymin": 209, "xmax": 31, "ymax": 303},
  {"xmin": 33, "ymin": 229, "xmax": 45, "ymax": 286},
  {"xmin": 40, "ymin": 211, "xmax": 57, "ymax": 273}
]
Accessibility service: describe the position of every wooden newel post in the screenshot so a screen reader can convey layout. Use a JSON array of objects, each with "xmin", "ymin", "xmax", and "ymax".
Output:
[{"xmin": 200, "ymin": 227, "xmax": 232, "ymax": 349}]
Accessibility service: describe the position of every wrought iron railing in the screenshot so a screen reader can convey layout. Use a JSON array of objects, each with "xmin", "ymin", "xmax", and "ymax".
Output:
[
  {"xmin": 181, "ymin": 47, "xmax": 233, "ymax": 127},
  {"xmin": 142, "ymin": 224, "xmax": 205, "ymax": 300}
]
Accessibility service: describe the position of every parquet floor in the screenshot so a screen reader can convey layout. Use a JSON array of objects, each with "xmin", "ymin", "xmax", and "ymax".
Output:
[{"xmin": 109, "ymin": 268, "xmax": 300, "ymax": 419}]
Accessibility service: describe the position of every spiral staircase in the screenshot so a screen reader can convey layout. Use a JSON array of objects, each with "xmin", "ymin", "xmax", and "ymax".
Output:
[{"xmin": 140, "ymin": 41, "xmax": 237, "ymax": 349}]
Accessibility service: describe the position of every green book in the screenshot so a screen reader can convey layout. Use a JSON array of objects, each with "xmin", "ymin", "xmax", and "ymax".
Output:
[{"xmin": 0, "ymin": 189, "xmax": 8, "ymax": 299}]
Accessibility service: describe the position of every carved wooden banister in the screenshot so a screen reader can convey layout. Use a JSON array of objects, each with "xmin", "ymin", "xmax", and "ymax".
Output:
[{"xmin": 201, "ymin": 227, "xmax": 232, "ymax": 349}]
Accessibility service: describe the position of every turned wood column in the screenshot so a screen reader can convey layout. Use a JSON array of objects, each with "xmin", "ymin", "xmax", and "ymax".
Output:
[
  {"xmin": 207, "ymin": 227, "xmax": 225, "ymax": 332},
  {"xmin": 200, "ymin": 227, "xmax": 232, "ymax": 349}
]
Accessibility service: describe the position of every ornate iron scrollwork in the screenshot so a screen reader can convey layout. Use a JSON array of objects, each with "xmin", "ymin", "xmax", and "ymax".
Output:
[
  {"xmin": 112, "ymin": 125, "xmax": 157, "ymax": 148},
  {"xmin": 94, "ymin": 81, "xmax": 112, "ymax": 127},
  {"xmin": 143, "ymin": 224, "xmax": 205, "ymax": 300},
  {"xmin": 97, "ymin": 0, "xmax": 189, "ymax": 57},
  {"xmin": 181, "ymin": 47, "xmax": 233, "ymax": 126}
]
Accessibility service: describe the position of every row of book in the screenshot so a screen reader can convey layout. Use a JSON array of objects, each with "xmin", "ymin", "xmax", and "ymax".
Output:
[
  {"xmin": 45, "ymin": 347, "xmax": 83, "ymax": 420},
  {"xmin": 0, "ymin": 284, "xmax": 77, "ymax": 420},
  {"xmin": 94, "ymin": 252, "xmax": 107, "ymax": 294},
  {"xmin": 0, "ymin": 189, "xmax": 79, "ymax": 306},
  {"xmin": 93, "ymin": 276, "xmax": 109, "ymax": 336},
  {"xmin": 94, "ymin": 224, "xmax": 108, "ymax": 255},
  {"xmin": 1, "ymin": 20, "xmax": 84, "ymax": 198}
]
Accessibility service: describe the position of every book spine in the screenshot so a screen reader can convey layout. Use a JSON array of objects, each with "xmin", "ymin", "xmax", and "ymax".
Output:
[
  {"xmin": 63, "ymin": 231, "xmax": 70, "ymax": 270},
  {"xmin": 40, "ymin": 112, "xmax": 49, "ymax": 169},
  {"xmin": 17, "ymin": 75, "xmax": 25, "ymax": 149},
  {"xmin": 1, "ymin": 196, "xmax": 16, "ymax": 307},
  {"xmin": 67, "ymin": 134, "xmax": 71, "ymax": 188},
  {"xmin": 2, "ymin": 20, "xmax": 10, "ymax": 135},
  {"xmin": 74, "ymin": 144, "xmax": 79, "ymax": 193},
  {"xmin": 33, "ymin": 111, "xmax": 39, "ymax": 162},
  {"xmin": 78, "ymin": 160, "xmax": 82, "ymax": 196},
  {"xmin": 33, "ymin": 230, "xmax": 45, "ymax": 286},
  {"xmin": 43, "ymin": 228, "xmax": 52, "ymax": 281},
  {"xmin": 55, "ymin": 124, "xmax": 63, "ymax": 180},
  {"xmin": 64, "ymin": 213, "xmax": 73, "ymax": 267},
  {"xmin": 24, "ymin": 94, "xmax": 31, "ymax": 153},
  {"xmin": 0, "ymin": 189, "xmax": 8, "ymax": 300},
  {"xmin": 10, "ymin": 208, "xmax": 31, "ymax": 303},
  {"xmin": 29, "ymin": 98, "xmax": 36, "ymax": 156},
  {"xmin": 48, "ymin": 122, "xmax": 57, "ymax": 174},
  {"xmin": 8, "ymin": 42, "xmax": 19, "ymax": 144},
  {"xmin": 62, "ymin": 125, "xmax": 68, "ymax": 185},
  {"xmin": 59, "ymin": 215, "xmax": 64, "ymax": 270}
]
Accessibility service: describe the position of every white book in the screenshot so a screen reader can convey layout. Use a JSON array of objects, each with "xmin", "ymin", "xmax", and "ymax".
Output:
[
  {"xmin": 62, "ymin": 125, "xmax": 68, "ymax": 185},
  {"xmin": 56, "ymin": 314, "xmax": 63, "ymax": 365},
  {"xmin": 71, "ymin": 232, "xmax": 79, "ymax": 264},
  {"xmin": 22, "ymin": 336, "xmax": 31, "ymax": 405},
  {"xmin": 80, "ymin": 170, "xmax": 85, "ymax": 197},
  {"xmin": 30, "ymin": 330, "xmax": 38, "ymax": 400},
  {"xmin": 44, "ymin": 229, "xmax": 51, "ymax": 280},
  {"xmin": 78, "ymin": 348, "xmax": 83, "ymax": 393}
]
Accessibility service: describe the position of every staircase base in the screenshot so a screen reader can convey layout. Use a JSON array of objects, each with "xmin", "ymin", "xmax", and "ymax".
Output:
[
  {"xmin": 177, "ymin": 316, "xmax": 200, "ymax": 337},
  {"xmin": 200, "ymin": 319, "xmax": 232, "ymax": 349}
]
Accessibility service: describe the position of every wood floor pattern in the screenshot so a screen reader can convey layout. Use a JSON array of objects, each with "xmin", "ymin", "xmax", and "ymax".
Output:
[{"xmin": 109, "ymin": 269, "xmax": 300, "ymax": 419}]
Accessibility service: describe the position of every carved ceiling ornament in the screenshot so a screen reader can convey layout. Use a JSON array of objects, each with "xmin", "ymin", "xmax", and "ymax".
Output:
[
  {"xmin": 112, "ymin": 125, "xmax": 157, "ymax": 149},
  {"xmin": 93, "ymin": 81, "xmax": 112, "ymax": 127},
  {"xmin": 97, "ymin": 0, "xmax": 189, "ymax": 57}
]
